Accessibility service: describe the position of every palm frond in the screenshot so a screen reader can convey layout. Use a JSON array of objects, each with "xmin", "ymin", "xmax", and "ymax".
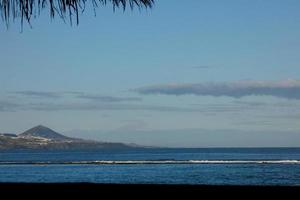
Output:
[{"xmin": 0, "ymin": 0, "xmax": 154, "ymax": 26}]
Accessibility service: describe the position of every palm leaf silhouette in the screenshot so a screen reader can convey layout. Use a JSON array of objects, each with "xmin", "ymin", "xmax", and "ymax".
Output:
[{"xmin": 0, "ymin": 0, "xmax": 154, "ymax": 26}]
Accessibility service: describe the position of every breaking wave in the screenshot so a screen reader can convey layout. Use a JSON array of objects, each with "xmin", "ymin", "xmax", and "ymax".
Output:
[{"xmin": 1, "ymin": 160, "xmax": 300, "ymax": 165}]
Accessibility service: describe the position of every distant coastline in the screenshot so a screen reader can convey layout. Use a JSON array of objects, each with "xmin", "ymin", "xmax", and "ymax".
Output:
[{"xmin": 0, "ymin": 125, "xmax": 140, "ymax": 151}]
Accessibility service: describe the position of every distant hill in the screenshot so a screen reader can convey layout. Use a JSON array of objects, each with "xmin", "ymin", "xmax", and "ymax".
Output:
[
  {"xmin": 0, "ymin": 125, "xmax": 137, "ymax": 151},
  {"xmin": 20, "ymin": 125, "xmax": 70, "ymax": 141},
  {"xmin": 0, "ymin": 133, "xmax": 17, "ymax": 137}
]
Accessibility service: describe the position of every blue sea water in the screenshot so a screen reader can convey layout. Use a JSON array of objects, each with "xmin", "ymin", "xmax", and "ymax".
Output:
[{"xmin": 0, "ymin": 148, "xmax": 300, "ymax": 185}]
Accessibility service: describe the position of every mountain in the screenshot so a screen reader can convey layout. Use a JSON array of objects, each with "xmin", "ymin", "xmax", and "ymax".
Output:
[
  {"xmin": 0, "ymin": 125, "xmax": 137, "ymax": 151},
  {"xmin": 19, "ymin": 125, "xmax": 70, "ymax": 141}
]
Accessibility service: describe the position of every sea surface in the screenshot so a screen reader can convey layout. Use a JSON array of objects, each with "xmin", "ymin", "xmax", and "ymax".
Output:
[{"xmin": 0, "ymin": 148, "xmax": 300, "ymax": 185}]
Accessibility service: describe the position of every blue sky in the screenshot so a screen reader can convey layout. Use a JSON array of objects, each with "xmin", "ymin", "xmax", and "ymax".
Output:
[{"xmin": 1, "ymin": 0, "xmax": 300, "ymax": 147}]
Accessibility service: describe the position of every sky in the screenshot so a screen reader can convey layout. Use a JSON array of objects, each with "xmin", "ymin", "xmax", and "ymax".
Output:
[{"xmin": 1, "ymin": 0, "xmax": 300, "ymax": 147}]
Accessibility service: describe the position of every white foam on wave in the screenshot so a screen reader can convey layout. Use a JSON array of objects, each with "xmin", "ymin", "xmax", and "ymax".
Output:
[
  {"xmin": 187, "ymin": 160, "xmax": 300, "ymax": 164},
  {"xmin": 92, "ymin": 160, "xmax": 300, "ymax": 164},
  {"xmin": 1, "ymin": 160, "xmax": 300, "ymax": 165}
]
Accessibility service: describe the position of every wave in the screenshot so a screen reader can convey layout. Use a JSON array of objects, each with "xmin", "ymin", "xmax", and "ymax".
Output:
[{"xmin": 0, "ymin": 160, "xmax": 300, "ymax": 165}]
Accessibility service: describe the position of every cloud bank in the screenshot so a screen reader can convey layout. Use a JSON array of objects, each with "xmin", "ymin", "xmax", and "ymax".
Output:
[
  {"xmin": 11, "ymin": 91, "xmax": 142, "ymax": 102},
  {"xmin": 135, "ymin": 79, "xmax": 300, "ymax": 99},
  {"xmin": 12, "ymin": 91, "xmax": 61, "ymax": 98},
  {"xmin": 77, "ymin": 94, "xmax": 142, "ymax": 102},
  {"xmin": 0, "ymin": 101, "xmax": 201, "ymax": 113},
  {"xmin": 0, "ymin": 101, "xmax": 18, "ymax": 112}
]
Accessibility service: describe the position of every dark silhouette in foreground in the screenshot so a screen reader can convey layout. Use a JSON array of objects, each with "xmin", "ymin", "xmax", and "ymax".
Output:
[
  {"xmin": 0, "ymin": 183, "xmax": 299, "ymax": 197},
  {"xmin": 0, "ymin": 0, "xmax": 154, "ymax": 27}
]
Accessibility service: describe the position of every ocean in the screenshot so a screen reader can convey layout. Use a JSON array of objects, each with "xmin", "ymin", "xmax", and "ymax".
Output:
[{"xmin": 0, "ymin": 148, "xmax": 300, "ymax": 185}]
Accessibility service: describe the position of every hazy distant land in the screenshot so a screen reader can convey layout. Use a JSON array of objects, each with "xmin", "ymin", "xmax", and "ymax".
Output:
[{"xmin": 0, "ymin": 125, "xmax": 139, "ymax": 150}]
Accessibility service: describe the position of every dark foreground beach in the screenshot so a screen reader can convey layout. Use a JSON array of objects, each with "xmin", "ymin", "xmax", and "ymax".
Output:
[{"xmin": 1, "ymin": 183, "xmax": 300, "ymax": 197}]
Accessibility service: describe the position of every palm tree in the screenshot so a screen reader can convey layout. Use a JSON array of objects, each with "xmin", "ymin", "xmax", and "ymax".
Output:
[{"xmin": 0, "ymin": 0, "xmax": 154, "ymax": 27}]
